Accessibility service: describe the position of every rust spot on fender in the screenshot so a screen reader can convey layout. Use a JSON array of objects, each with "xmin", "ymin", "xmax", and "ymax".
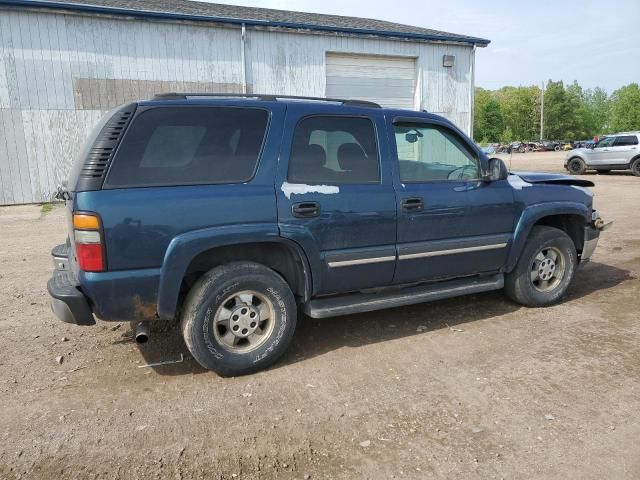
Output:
[{"xmin": 132, "ymin": 295, "xmax": 158, "ymax": 320}]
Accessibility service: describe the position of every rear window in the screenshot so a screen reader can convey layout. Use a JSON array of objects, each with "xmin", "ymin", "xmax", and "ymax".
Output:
[{"xmin": 105, "ymin": 107, "xmax": 269, "ymax": 187}]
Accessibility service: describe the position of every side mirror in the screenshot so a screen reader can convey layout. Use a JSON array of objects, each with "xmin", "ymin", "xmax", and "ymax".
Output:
[{"xmin": 485, "ymin": 157, "xmax": 509, "ymax": 181}]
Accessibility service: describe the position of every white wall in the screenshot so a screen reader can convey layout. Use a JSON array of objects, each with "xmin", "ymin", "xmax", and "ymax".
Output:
[{"xmin": 0, "ymin": 8, "xmax": 474, "ymax": 204}]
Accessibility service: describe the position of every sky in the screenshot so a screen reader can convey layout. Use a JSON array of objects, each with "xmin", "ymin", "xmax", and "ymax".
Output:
[{"xmin": 205, "ymin": 0, "xmax": 640, "ymax": 93}]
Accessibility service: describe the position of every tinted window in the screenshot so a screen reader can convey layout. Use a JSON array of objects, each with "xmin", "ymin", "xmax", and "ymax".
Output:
[
  {"xmin": 288, "ymin": 116, "xmax": 379, "ymax": 184},
  {"xmin": 394, "ymin": 124, "xmax": 480, "ymax": 182},
  {"xmin": 614, "ymin": 135, "xmax": 639, "ymax": 146},
  {"xmin": 106, "ymin": 107, "xmax": 269, "ymax": 187}
]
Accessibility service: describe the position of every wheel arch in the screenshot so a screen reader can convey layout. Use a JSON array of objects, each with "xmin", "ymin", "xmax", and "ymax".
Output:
[
  {"xmin": 157, "ymin": 225, "xmax": 312, "ymax": 320},
  {"xmin": 506, "ymin": 204, "xmax": 590, "ymax": 272},
  {"xmin": 566, "ymin": 155, "xmax": 587, "ymax": 171}
]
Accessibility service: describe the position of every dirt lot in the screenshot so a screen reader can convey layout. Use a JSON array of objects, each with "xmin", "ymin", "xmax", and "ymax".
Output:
[{"xmin": 1, "ymin": 151, "xmax": 639, "ymax": 479}]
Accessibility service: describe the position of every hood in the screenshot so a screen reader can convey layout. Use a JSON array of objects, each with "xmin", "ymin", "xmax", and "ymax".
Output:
[
  {"xmin": 569, "ymin": 147, "xmax": 591, "ymax": 155},
  {"xmin": 512, "ymin": 171, "xmax": 595, "ymax": 187}
]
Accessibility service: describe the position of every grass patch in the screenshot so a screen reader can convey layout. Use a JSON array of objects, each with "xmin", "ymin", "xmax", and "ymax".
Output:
[{"xmin": 40, "ymin": 203, "xmax": 58, "ymax": 214}]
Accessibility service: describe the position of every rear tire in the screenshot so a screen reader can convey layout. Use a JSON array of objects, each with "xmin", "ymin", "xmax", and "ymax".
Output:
[
  {"xmin": 505, "ymin": 226, "xmax": 577, "ymax": 307},
  {"xmin": 180, "ymin": 262, "xmax": 297, "ymax": 376},
  {"xmin": 631, "ymin": 158, "xmax": 640, "ymax": 177},
  {"xmin": 567, "ymin": 157, "xmax": 586, "ymax": 175}
]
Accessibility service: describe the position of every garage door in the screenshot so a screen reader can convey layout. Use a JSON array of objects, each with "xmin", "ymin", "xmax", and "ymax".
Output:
[{"xmin": 325, "ymin": 53, "xmax": 417, "ymax": 109}]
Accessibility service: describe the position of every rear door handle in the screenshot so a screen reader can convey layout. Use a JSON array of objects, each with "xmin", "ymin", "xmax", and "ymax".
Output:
[
  {"xmin": 292, "ymin": 202, "xmax": 320, "ymax": 218},
  {"xmin": 401, "ymin": 197, "xmax": 424, "ymax": 212}
]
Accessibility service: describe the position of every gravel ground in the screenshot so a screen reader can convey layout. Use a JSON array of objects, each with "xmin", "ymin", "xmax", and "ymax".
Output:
[{"xmin": 0, "ymin": 152, "xmax": 638, "ymax": 479}]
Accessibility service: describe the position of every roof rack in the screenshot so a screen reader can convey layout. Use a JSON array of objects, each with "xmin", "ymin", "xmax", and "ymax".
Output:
[{"xmin": 152, "ymin": 92, "xmax": 381, "ymax": 108}]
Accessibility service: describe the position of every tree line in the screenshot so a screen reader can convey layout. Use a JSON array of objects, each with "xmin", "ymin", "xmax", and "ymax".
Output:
[{"xmin": 473, "ymin": 81, "xmax": 640, "ymax": 143}]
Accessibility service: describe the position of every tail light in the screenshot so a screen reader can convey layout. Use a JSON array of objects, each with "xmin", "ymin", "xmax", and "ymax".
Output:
[{"xmin": 73, "ymin": 213, "xmax": 105, "ymax": 272}]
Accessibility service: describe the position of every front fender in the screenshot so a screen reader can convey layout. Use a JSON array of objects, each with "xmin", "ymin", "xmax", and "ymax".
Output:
[
  {"xmin": 506, "ymin": 202, "xmax": 590, "ymax": 272},
  {"xmin": 156, "ymin": 223, "xmax": 311, "ymax": 320}
]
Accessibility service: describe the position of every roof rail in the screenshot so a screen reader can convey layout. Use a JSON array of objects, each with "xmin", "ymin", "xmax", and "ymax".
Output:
[{"xmin": 152, "ymin": 92, "xmax": 381, "ymax": 108}]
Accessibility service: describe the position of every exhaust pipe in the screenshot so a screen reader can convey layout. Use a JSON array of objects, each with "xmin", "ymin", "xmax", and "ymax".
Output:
[{"xmin": 135, "ymin": 322, "xmax": 150, "ymax": 344}]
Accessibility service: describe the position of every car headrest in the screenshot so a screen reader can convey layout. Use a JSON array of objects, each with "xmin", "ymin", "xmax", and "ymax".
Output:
[
  {"xmin": 300, "ymin": 144, "xmax": 327, "ymax": 168},
  {"xmin": 337, "ymin": 143, "xmax": 368, "ymax": 171}
]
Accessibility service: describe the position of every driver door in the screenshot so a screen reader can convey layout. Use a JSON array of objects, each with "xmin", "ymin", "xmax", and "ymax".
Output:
[
  {"xmin": 590, "ymin": 136, "xmax": 616, "ymax": 165},
  {"xmin": 390, "ymin": 118, "xmax": 513, "ymax": 284}
]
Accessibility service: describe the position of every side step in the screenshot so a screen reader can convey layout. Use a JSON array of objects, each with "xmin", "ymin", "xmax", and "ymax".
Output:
[{"xmin": 303, "ymin": 274, "xmax": 504, "ymax": 319}]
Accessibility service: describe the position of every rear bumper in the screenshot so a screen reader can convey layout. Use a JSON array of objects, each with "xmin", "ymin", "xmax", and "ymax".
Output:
[{"xmin": 47, "ymin": 243, "xmax": 95, "ymax": 326}]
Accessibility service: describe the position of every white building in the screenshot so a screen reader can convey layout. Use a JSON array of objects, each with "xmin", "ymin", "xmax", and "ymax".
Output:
[{"xmin": 0, "ymin": 0, "xmax": 489, "ymax": 205}]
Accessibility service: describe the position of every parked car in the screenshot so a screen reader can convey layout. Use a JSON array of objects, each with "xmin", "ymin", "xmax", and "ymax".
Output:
[
  {"xmin": 542, "ymin": 141, "xmax": 561, "ymax": 151},
  {"xmin": 497, "ymin": 142, "xmax": 526, "ymax": 154},
  {"xmin": 48, "ymin": 93, "xmax": 608, "ymax": 376},
  {"xmin": 480, "ymin": 145, "xmax": 496, "ymax": 155},
  {"xmin": 565, "ymin": 132, "xmax": 640, "ymax": 175},
  {"xmin": 525, "ymin": 142, "xmax": 543, "ymax": 152}
]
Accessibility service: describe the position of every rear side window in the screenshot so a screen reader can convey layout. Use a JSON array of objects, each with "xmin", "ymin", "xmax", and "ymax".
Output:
[
  {"xmin": 288, "ymin": 116, "xmax": 380, "ymax": 185},
  {"xmin": 614, "ymin": 135, "xmax": 639, "ymax": 146},
  {"xmin": 105, "ymin": 107, "xmax": 269, "ymax": 187}
]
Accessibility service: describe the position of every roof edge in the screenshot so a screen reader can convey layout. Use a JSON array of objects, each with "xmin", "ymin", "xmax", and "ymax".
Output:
[{"xmin": 0, "ymin": 0, "xmax": 491, "ymax": 46}]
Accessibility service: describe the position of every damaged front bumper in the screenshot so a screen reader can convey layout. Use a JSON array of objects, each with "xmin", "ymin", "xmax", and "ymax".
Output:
[{"xmin": 581, "ymin": 212, "xmax": 612, "ymax": 263}]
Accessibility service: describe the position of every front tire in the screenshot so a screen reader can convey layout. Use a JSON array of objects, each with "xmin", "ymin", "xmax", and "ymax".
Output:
[
  {"xmin": 567, "ymin": 157, "xmax": 586, "ymax": 175},
  {"xmin": 181, "ymin": 262, "xmax": 297, "ymax": 376},
  {"xmin": 505, "ymin": 226, "xmax": 577, "ymax": 307}
]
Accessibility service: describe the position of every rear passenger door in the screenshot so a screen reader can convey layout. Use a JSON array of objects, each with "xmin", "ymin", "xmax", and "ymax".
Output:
[
  {"xmin": 275, "ymin": 104, "xmax": 397, "ymax": 295},
  {"xmin": 612, "ymin": 135, "xmax": 639, "ymax": 164}
]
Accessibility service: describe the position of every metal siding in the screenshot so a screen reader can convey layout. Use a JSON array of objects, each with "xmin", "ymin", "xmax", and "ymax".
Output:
[
  {"xmin": 248, "ymin": 29, "xmax": 472, "ymax": 126},
  {"xmin": 0, "ymin": 9, "xmax": 244, "ymax": 204},
  {"xmin": 0, "ymin": 8, "xmax": 473, "ymax": 205}
]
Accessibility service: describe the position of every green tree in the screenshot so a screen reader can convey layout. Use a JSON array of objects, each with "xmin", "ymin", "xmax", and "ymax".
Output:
[
  {"xmin": 475, "ymin": 97, "xmax": 504, "ymax": 142},
  {"xmin": 500, "ymin": 125, "xmax": 514, "ymax": 143},
  {"xmin": 582, "ymin": 87, "xmax": 610, "ymax": 136},
  {"xmin": 494, "ymin": 86, "xmax": 540, "ymax": 141},
  {"xmin": 473, "ymin": 87, "xmax": 492, "ymax": 141},
  {"xmin": 609, "ymin": 83, "xmax": 640, "ymax": 132}
]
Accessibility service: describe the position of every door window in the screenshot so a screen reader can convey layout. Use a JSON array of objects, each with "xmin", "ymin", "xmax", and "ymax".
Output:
[
  {"xmin": 613, "ymin": 135, "xmax": 639, "ymax": 146},
  {"xmin": 394, "ymin": 124, "xmax": 480, "ymax": 182},
  {"xmin": 596, "ymin": 137, "xmax": 615, "ymax": 148},
  {"xmin": 288, "ymin": 116, "xmax": 380, "ymax": 184}
]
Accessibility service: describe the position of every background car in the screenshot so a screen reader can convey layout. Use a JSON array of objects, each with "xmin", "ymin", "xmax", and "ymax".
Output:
[{"xmin": 565, "ymin": 132, "xmax": 640, "ymax": 175}]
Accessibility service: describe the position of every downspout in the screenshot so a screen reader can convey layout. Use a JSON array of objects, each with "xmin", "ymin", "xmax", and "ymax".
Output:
[
  {"xmin": 241, "ymin": 23, "xmax": 247, "ymax": 94},
  {"xmin": 469, "ymin": 45, "xmax": 476, "ymax": 138}
]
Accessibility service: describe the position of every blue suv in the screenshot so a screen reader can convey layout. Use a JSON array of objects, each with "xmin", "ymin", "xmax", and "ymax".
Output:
[{"xmin": 48, "ymin": 94, "xmax": 608, "ymax": 376}]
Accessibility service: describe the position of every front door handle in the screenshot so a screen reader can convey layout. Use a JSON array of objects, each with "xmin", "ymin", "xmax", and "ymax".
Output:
[
  {"xmin": 292, "ymin": 202, "xmax": 320, "ymax": 218},
  {"xmin": 401, "ymin": 197, "xmax": 424, "ymax": 212}
]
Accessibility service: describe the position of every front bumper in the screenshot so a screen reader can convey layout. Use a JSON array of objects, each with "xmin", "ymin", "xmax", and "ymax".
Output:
[
  {"xmin": 47, "ymin": 244, "xmax": 96, "ymax": 326},
  {"xmin": 581, "ymin": 226, "xmax": 600, "ymax": 262},
  {"xmin": 581, "ymin": 214, "xmax": 612, "ymax": 263}
]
